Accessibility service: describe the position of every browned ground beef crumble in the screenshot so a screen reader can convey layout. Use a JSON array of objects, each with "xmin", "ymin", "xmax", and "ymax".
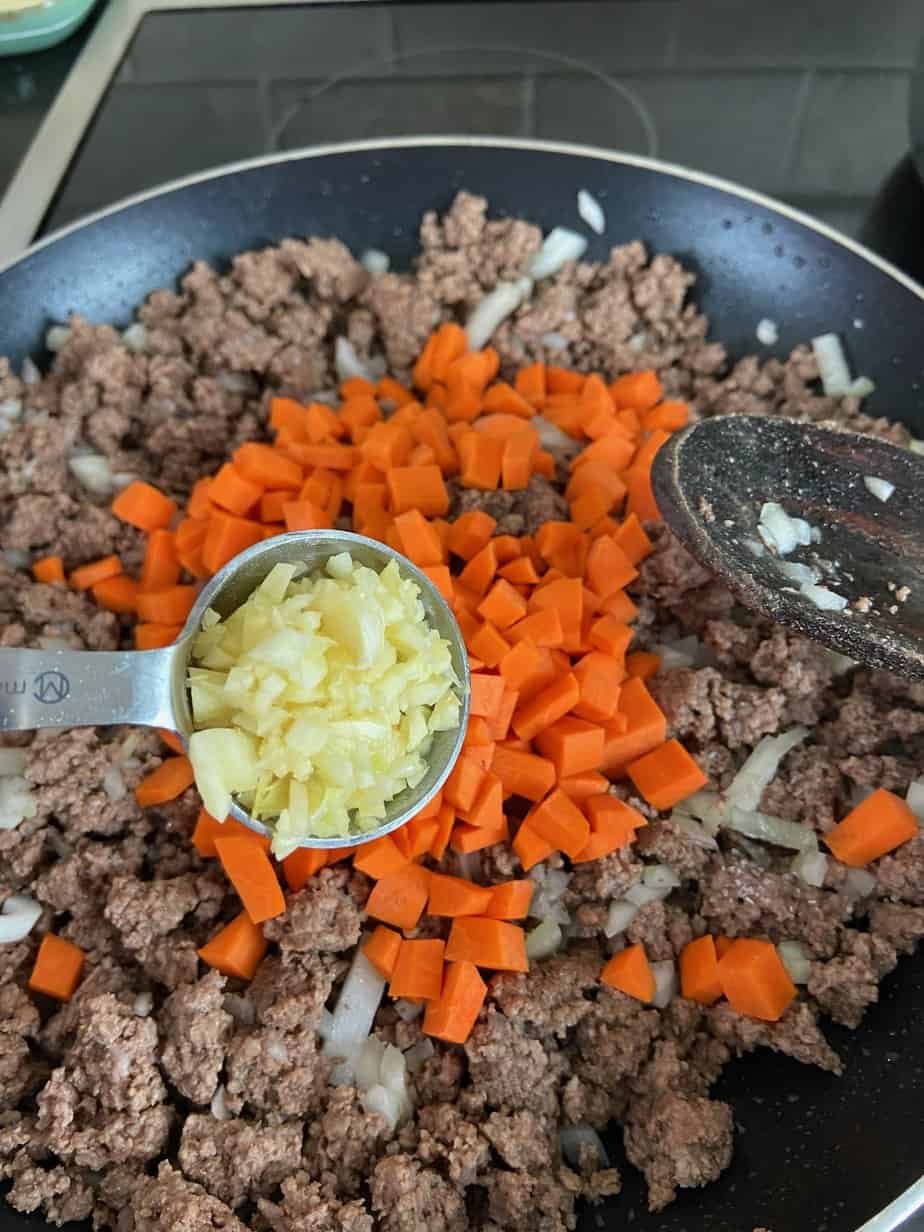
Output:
[{"xmin": 1, "ymin": 191, "xmax": 923, "ymax": 1230}]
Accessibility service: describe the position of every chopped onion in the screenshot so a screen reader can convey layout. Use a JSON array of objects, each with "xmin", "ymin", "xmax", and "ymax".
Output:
[
  {"xmin": 812, "ymin": 333, "xmax": 852, "ymax": 397},
  {"xmin": 604, "ymin": 899, "xmax": 639, "ymax": 936},
  {"xmin": 403, "ymin": 1037, "xmax": 435, "ymax": 1074},
  {"xmin": 46, "ymin": 325, "xmax": 71, "ymax": 352},
  {"xmin": 334, "ymin": 336, "xmax": 375, "ymax": 383},
  {"xmin": 21, "ymin": 358, "xmax": 40, "ymax": 385},
  {"xmin": 905, "ymin": 778, "xmax": 924, "ymax": 821},
  {"xmin": 210, "ymin": 1084, "xmax": 231, "ymax": 1121},
  {"xmin": 628, "ymin": 332, "xmax": 647, "ymax": 352},
  {"xmin": 677, "ymin": 790, "xmax": 723, "ymax": 834},
  {"xmin": 329, "ymin": 1059, "xmax": 355, "ymax": 1086},
  {"xmin": 726, "ymin": 727, "xmax": 809, "ymax": 813},
  {"xmin": 121, "ymin": 323, "xmax": 148, "ymax": 353},
  {"xmin": 267, "ymin": 1037, "xmax": 289, "ymax": 1063},
  {"xmin": 560, "ymin": 1123, "xmax": 609, "ymax": 1169},
  {"xmin": 778, "ymin": 940, "xmax": 810, "ymax": 984},
  {"xmin": 0, "ymin": 399, "xmax": 22, "ymax": 430},
  {"xmin": 0, "ymin": 775, "xmax": 37, "ymax": 830},
  {"xmin": 133, "ymin": 991, "xmax": 153, "ymax": 1017},
  {"xmin": 529, "ymin": 228, "xmax": 588, "ymax": 280},
  {"xmin": 650, "ymin": 960, "xmax": 678, "ymax": 1009},
  {"xmin": 322, "ymin": 949, "xmax": 386, "ymax": 1059},
  {"xmin": 909, "ymin": 438, "xmax": 924, "ymax": 456},
  {"xmin": 216, "ymin": 370, "xmax": 257, "ymax": 395},
  {"xmin": 756, "ymin": 318, "xmax": 779, "ymax": 346},
  {"xmin": 393, "ymin": 998, "xmax": 423, "ymax": 1023},
  {"xmin": 380, "ymin": 1042, "xmax": 407, "ymax": 1092},
  {"xmin": 465, "ymin": 277, "xmax": 533, "ymax": 349},
  {"xmin": 0, "ymin": 894, "xmax": 42, "ymax": 943},
  {"xmin": 102, "ymin": 765, "xmax": 127, "ymax": 802},
  {"xmin": 624, "ymin": 882, "xmax": 668, "ymax": 908},
  {"xmin": 354, "ymin": 1037, "xmax": 386, "ymax": 1088},
  {"xmin": 526, "ymin": 917, "xmax": 562, "ymax": 960},
  {"xmin": 0, "ymin": 749, "xmax": 27, "ymax": 777},
  {"xmin": 743, "ymin": 537, "xmax": 765, "ymax": 558},
  {"xmin": 791, "ymin": 848, "xmax": 828, "ymax": 887},
  {"xmin": 670, "ymin": 813, "xmax": 719, "ymax": 850},
  {"xmin": 530, "ymin": 866, "xmax": 570, "ymax": 925},
  {"xmin": 577, "ymin": 190, "xmax": 605, "ymax": 236},
  {"xmin": 724, "ymin": 802, "xmax": 818, "ymax": 852},
  {"xmin": 800, "ymin": 582, "xmax": 848, "ymax": 612},
  {"xmin": 360, "ymin": 249, "xmax": 390, "ymax": 275},
  {"xmin": 777, "ymin": 560, "xmax": 818, "ymax": 586},
  {"xmin": 651, "ymin": 636, "xmax": 706, "ymax": 670},
  {"xmin": 540, "ymin": 331, "xmax": 569, "ymax": 353},
  {"xmin": 68, "ymin": 454, "xmax": 114, "ymax": 496},
  {"xmin": 642, "ymin": 863, "xmax": 680, "ymax": 893},
  {"xmin": 863, "ymin": 475, "xmax": 895, "ymax": 503},
  {"xmin": 848, "ymin": 376, "xmax": 875, "ymax": 398},
  {"xmin": 758, "ymin": 501, "xmax": 812, "ymax": 556},
  {"xmin": 843, "ymin": 866, "xmax": 877, "ymax": 901},
  {"xmin": 532, "ymin": 414, "xmax": 575, "ymax": 452},
  {"xmin": 361, "ymin": 1083, "xmax": 402, "ymax": 1132}
]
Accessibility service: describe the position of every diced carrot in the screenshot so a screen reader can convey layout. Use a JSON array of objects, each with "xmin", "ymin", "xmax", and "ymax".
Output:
[
  {"xmin": 458, "ymin": 432, "xmax": 503, "ymax": 490},
  {"xmin": 715, "ymin": 936, "xmax": 734, "ymax": 959},
  {"xmin": 468, "ymin": 622, "xmax": 511, "ymax": 668},
  {"xmin": 506, "ymin": 608, "xmax": 564, "ymax": 649},
  {"xmin": 445, "ymin": 917, "xmax": 528, "ymax": 972},
  {"xmin": 610, "ymin": 370, "xmax": 663, "ymax": 412},
  {"xmin": 534, "ymin": 716, "xmax": 605, "ymax": 779},
  {"xmin": 389, "ymin": 937, "xmax": 446, "ymax": 1001},
  {"xmin": 512, "ymin": 672, "xmax": 580, "ymax": 742},
  {"xmin": 618, "ymin": 408, "xmax": 642, "ymax": 436},
  {"xmin": 387, "ymin": 465, "xmax": 450, "ymax": 517},
  {"xmin": 586, "ymin": 792, "xmax": 647, "ymax": 833},
  {"xmin": 92, "ymin": 574, "xmax": 139, "ymax": 614},
  {"xmin": 234, "ymin": 441, "xmax": 302, "ymax": 490},
  {"xmin": 430, "ymin": 804, "xmax": 457, "ymax": 862},
  {"xmin": 428, "ymin": 872, "xmax": 494, "ymax": 917},
  {"xmin": 498, "ymin": 641, "xmax": 553, "ymax": 703},
  {"xmin": 364, "ymin": 925, "xmax": 403, "ymax": 979},
  {"xmin": 462, "ymin": 772, "xmax": 504, "ymax": 831},
  {"xmin": 138, "ymin": 529, "xmax": 180, "ymax": 593},
  {"xmin": 570, "ymin": 483, "xmax": 619, "ymax": 531},
  {"xmin": 527, "ymin": 787, "xmax": 591, "ymax": 858},
  {"xmin": 365, "ymin": 865, "xmax": 431, "ymax": 931},
  {"xmin": 394, "ymin": 508, "xmax": 445, "ymax": 568},
  {"xmin": 546, "ymin": 366, "xmax": 583, "ymax": 395},
  {"xmin": 422, "ymin": 565, "xmax": 454, "ymax": 603},
  {"xmin": 584, "ymin": 535, "xmax": 638, "ymax": 599},
  {"xmin": 558, "ymin": 770, "xmax": 610, "ymax": 802},
  {"xmin": 502, "ymin": 431, "xmax": 537, "ymax": 491},
  {"xmin": 588, "ymin": 616, "xmax": 634, "ymax": 660},
  {"xmin": 601, "ymin": 676, "xmax": 668, "ymax": 774},
  {"xmin": 515, "ymin": 361, "xmax": 546, "ymax": 407},
  {"xmin": 626, "ymin": 738, "xmax": 708, "ymax": 811},
  {"xmin": 448, "ymin": 510, "xmax": 496, "ymax": 560},
  {"xmin": 499, "ymin": 555, "xmax": 541, "ymax": 585},
  {"xmin": 458, "ymin": 542, "xmax": 498, "ymax": 596},
  {"xmin": 718, "ymin": 938, "xmax": 796, "ymax": 1022},
  {"xmin": 69, "ymin": 555, "xmax": 122, "ymax": 591},
  {"xmin": 352, "ymin": 483, "xmax": 389, "ymax": 529},
  {"xmin": 32, "ymin": 555, "xmax": 65, "ymax": 585},
  {"xmin": 136, "ymin": 584, "xmax": 197, "ymax": 625},
  {"xmin": 281, "ymin": 847, "xmax": 328, "ymax": 891},
  {"xmin": 270, "ymin": 395, "xmax": 310, "ymax": 437},
  {"xmin": 135, "ymin": 622, "xmax": 182, "ymax": 650},
  {"xmin": 135, "ymin": 756, "xmax": 194, "ymax": 806},
  {"xmin": 484, "ymin": 880, "xmax": 533, "ymax": 920},
  {"xmin": 361, "ymin": 421, "xmax": 413, "ymax": 470},
  {"xmin": 300, "ymin": 470, "xmax": 343, "ymax": 522},
  {"xmin": 477, "ymin": 578, "xmax": 527, "ymax": 630},
  {"xmin": 625, "ymin": 466, "xmax": 661, "ymax": 522},
  {"xmin": 491, "ymin": 745, "xmax": 556, "ymax": 802},
  {"xmin": 645, "ymin": 400, "xmax": 689, "ymax": 432},
  {"xmin": 481, "ymin": 381, "xmax": 535, "ymax": 418},
  {"xmin": 202, "ymin": 513, "xmax": 263, "ymax": 574},
  {"xmin": 446, "ymin": 347, "xmax": 499, "ymax": 393},
  {"xmin": 353, "ymin": 834, "xmax": 409, "ymax": 880},
  {"xmin": 468, "ymin": 674, "xmax": 506, "ymax": 722},
  {"xmin": 198, "ymin": 911, "xmax": 266, "ymax": 981},
  {"xmin": 293, "ymin": 443, "xmax": 357, "ymax": 471},
  {"xmin": 626, "ymin": 650, "xmax": 661, "ymax": 679},
  {"xmin": 158, "ymin": 728, "xmax": 185, "ymax": 755},
  {"xmin": 572, "ymin": 651, "xmax": 625, "ymax": 722},
  {"xmin": 377, "ymin": 376, "xmax": 416, "ymax": 408},
  {"xmin": 283, "ymin": 499, "xmax": 332, "ymax": 532},
  {"xmin": 512, "ymin": 819, "xmax": 555, "ymax": 871},
  {"xmin": 630, "ymin": 428, "xmax": 671, "ymax": 478},
  {"xmin": 424, "ymin": 960, "xmax": 487, "ymax": 1043},
  {"xmin": 599, "ymin": 590, "xmax": 639, "ymax": 624},
  {"xmin": 214, "ymin": 836, "xmax": 286, "ymax": 924},
  {"xmin": 567, "ymin": 458, "xmax": 628, "ymax": 505},
  {"xmin": 484, "ymin": 686, "xmax": 519, "ymax": 741},
  {"xmin": 28, "ymin": 934, "xmax": 84, "ymax": 1001},
  {"xmin": 192, "ymin": 808, "xmax": 271, "ymax": 858},
  {"xmin": 823, "ymin": 788, "xmax": 919, "ymax": 866},
  {"xmin": 601, "ymin": 943, "xmax": 655, "ymax": 1002},
  {"xmin": 111, "ymin": 480, "xmax": 177, "ymax": 532},
  {"xmin": 572, "ymin": 429, "xmax": 635, "ymax": 474},
  {"xmin": 528, "ymin": 576, "xmax": 583, "ymax": 651},
  {"xmin": 209, "ymin": 462, "xmax": 264, "ymax": 517},
  {"xmin": 186, "ymin": 478, "xmax": 216, "ymax": 520},
  {"xmin": 679, "ymin": 935, "xmax": 723, "ymax": 1005},
  {"xmin": 340, "ymin": 375, "xmax": 376, "ymax": 400},
  {"xmin": 450, "ymin": 817, "xmax": 509, "ymax": 854},
  {"xmin": 341, "ymin": 397, "xmax": 382, "ymax": 440}
]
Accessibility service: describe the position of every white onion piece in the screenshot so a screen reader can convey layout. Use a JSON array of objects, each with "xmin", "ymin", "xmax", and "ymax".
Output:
[
  {"xmin": 650, "ymin": 960, "xmax": 678, "ymax": 1009},
  {"xmin": 532, "ymin": 415, "xmax": 575, "ymax": 452},
  {"xmin": 848, "ymin": 376, "xmax": 875, "ymax": 398},
  {"xmin": 677, "ymin": 790, "xmax": 723, "ymax": 835},
  {"xmin": 403, "ymin": 1038, "xmax": 435, "ymax": 1074},
  {"xmin": 322, "ymin": 950, "xmax": 386, "ymax": 1059},
  {"xmin": 843, "ymin": 866, "xmax": 877, "ymax": 900},
  {"xmin": 267, "ymin": 1037, "xmax": 289, "ymax": 1063},
  {"xmin": 380, "ymin": 1043, "xmax": 407, "ymax": 1091},
  {"xmin": 526, "ymin": 917, "xmax": 562, "ymax": 960},
  {"xmin": 559, "ymin": 1123, "xmax": 609, "ymax": 1169},
  {"xmin": 743, "ymin": 537, "xmax": 765, "ymax": 558},
  {"xmin": 361, "ymin": 1083, "xmax": 402, "ymax": 1133},
  {"xmin": 651, "ymin": 636, "xmax": 707, "ymax": 670},
  {"xmin": 642, "ymin": 863, "xmax": 680, "ymax": 893},
  {"xmin": 791, "ymin": 848, "xmax": 828, "ymax": 887},
  {"xmin": 0, "ymin": 749, "xmax": 26, "ymax": 776},
  {"xmin": 800, "ymin": 582, "xmax": 848, "ymax": 612},
  {"xmin": 133, "ymin": 991, "xmax": 153, "ymax": 1017},
  {"xmin": 624, "ymin": 882, "xmax": 668, "ymax": 908},
  {"xmin": 758, "ymin": 502, "xmax": 812, "ymax": 556},
  {"xmin": 68, "ymin": 454, "xmax": 114, "ymax": 496},
  {"xmin": 905, "ymin": 778, "xmax": 924, "ymax": 821},
  {"xmin": 393, "ymin": 998, "xmax": 423, "ymax": 1023},
  {"xmin": 777, "ymin": 560, "xmax": 818, "ymax": 587},
  {"xmin": 360, "ymin": 249, "xmax": 390, "ymax": 275},
  {"xmin": 910, "ymin": 439, "xmax": 924, "ymax": 455},
  {"xmin": 210, "ymin": 1084, "xmax": 231, "ymax": 1121},
  {"xmin": 102, "ymin": 765, "xmax": 127, "ymax": 802},
  {"xmin": 604, "ymin": 899, "xmax": 639, "ymax": 937},
  {"xmin": 724, "ymin": 803, "xmax": 818, "ymax": 852},
  {"xmin": 670, "ymin": 813, "xmax": 719, "ymax": 850},
  {"xmin": 577, "ymin": 190, "xmax": 605, "ymax": 235},
  {"xmin": 726, "ymin": 727, "xmax": 809, "ymax": 814},
  {"xmin": 812, "ymin": 333, "xmax": 852, "ymax": 397},
  {"xmin": 756, "ymin": 318, "xmax": 779, "ymax": 346},
  {"xmin": 628, "ymin": 332, "xmax": 647, "ymax": 352},
  {"xmin": 0, "ymin": 894, "xmax": 42, "ymax": 943},
  {"xmin": 0, "ymin": 775, "xmax": 37, "ymax": 830},
  {"xmin": 778, "ymin": 940, "xmax": 810, "ymax": 984},
  {"xmin": 540, "ymin": 331, "xmax": 568, "ymax": 353},
  {"xmin": 21, "ymin": 358, "xmax": 40, "ymax": 385},
  {"xmin": 863, "ymin": 475, "xmax": 895, "ymax": 503},
  {"xmin": 45, "ymin": 326, "xmax": 71, "ymax": 352},
  {"xmin": 121, "ymin": 323, "xmax": 148, "ymax": 352},
  {"xmin": 529, "ymin": 228, "xmax": 588, "ymax": 280},
  {"xmin": 354, "ymin": 1037, "xmax": 386, "ymax": 1088},
  {"xmin": 465, "ymin": 277, "xmax": 533, "ymax": 349},
  {"xmin": 334, "ymin": 336, "xmax": 375, "ymax": 383},
  {"xmin": 329, "ymin": 1059, "xmax": 356, "ymax": 1086},
  {"xmin": 0, "ymin": 399, "xmax": 22, "ymax": 431}
]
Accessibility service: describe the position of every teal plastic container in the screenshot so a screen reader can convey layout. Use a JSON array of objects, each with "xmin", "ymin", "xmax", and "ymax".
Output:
[{"xmin": 0, "ymin": 0, "xmax": 98, "ymax": 55}]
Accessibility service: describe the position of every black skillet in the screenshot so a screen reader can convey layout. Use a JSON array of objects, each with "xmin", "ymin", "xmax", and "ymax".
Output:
[{"xmin": 2, "ymin": 140, "xmax": 924, "ymax": 1232}]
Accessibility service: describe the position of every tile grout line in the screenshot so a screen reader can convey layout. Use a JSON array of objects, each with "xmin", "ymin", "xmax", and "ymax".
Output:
[
  {"xmin": 779, "ymin": 68, "xmax": 815, "ymax": 191},
  {"xmin": 522, "ymin": 72, "xmax": 536, "ymax": 139}
]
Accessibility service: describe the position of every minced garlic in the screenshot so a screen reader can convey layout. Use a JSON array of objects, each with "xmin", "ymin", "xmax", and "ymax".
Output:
[{"xmin": 187, "ymin": 553, "xmax": 460, "ymax": 852}]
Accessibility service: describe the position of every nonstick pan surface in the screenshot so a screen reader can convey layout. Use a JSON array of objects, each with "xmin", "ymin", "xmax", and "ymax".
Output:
[{"xmin": 1, "ymin": 139, "xmax": 923, "ymax": 1232}]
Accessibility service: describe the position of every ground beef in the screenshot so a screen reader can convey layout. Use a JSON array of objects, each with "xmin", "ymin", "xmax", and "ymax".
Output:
[{"xmin": 3, "ymin": 190, "xmax": 922, "ymax": 1230}]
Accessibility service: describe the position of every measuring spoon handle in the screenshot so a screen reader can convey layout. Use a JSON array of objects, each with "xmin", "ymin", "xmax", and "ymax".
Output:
[{"xmin": 0, "ymin": 644, "xmax": 187, "ymax": 733}]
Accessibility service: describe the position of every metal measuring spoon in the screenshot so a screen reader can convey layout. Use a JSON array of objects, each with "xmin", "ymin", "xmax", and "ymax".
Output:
[
  {"xmin": 0, "ymin": 530, "xmax": 470, "ymax": 849},
  {"xmin": 650, "ymin": 415, "xmax": 924, "ymax": 680}
]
